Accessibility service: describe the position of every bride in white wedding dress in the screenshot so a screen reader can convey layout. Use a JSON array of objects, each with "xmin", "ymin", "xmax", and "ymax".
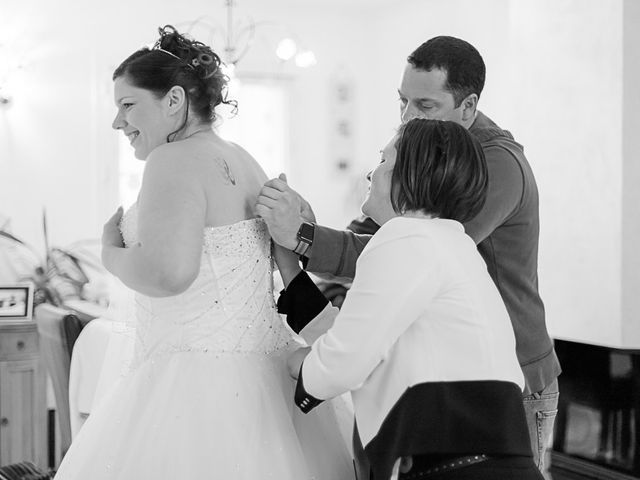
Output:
[{"xmin": 54, "ymin": 25, "xmax": 353, "ymax": 479}]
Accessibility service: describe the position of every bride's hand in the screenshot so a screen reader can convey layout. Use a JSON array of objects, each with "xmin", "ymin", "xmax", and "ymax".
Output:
[
  {"xmin": 102, "ymin": 206, "xmax": 125, "ymax": 248},
  {"xmin": 287, "ymin": 347, "xmax": 311, "ymax": 379}
]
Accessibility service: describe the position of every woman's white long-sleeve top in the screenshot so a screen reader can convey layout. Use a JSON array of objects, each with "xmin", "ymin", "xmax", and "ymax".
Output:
[{"xmin": 299, "ymin": 216, "xmax": 525, "ymax": 449}]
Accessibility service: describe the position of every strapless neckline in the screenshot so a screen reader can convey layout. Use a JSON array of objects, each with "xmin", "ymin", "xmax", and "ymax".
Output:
[{"xmin": 204, "ymin": 217, "xmax": 264, "ymax": 232}]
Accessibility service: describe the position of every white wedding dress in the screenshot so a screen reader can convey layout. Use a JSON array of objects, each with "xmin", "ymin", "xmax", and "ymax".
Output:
[{"xmin": 54, "ymin": 204, "xmax": 353, "ymax": 479}]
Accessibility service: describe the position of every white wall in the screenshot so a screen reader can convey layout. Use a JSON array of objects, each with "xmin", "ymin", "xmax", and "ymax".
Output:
[
  {"xmin": 0, "ymin": 1, "xmax": 117, "ymax": 254},
  {"xmin": 622, "ymin": 0, "xmax": 640, "ymax": 345},
  {"xmin": 507, "ymin": 0, "xmax": 625, "ymax": 346}
]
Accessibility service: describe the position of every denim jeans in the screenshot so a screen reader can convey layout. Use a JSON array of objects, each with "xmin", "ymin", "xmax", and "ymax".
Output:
[{"xmin": 522, "ymin": 379, "xmax": 559, "ymax": 478}]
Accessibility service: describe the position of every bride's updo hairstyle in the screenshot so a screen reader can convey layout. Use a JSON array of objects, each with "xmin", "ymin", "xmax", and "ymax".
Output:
[
  {"xmin": 391, "ymin": 119, "xmax": 488, "ymax": 223},
  {"xmin": 113, "ymin": 25, "xmax": 235, "ymax": 140}
]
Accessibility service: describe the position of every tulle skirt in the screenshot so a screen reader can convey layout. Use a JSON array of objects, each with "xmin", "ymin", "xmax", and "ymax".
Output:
[{"xmin": 54, "ymin": 348, "xmax": 354, "ymax": 479}]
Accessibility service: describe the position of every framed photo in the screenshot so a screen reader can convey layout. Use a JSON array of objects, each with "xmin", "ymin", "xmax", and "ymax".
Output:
[{"xmin": 0, "ymin": 283, "xmax": 35, "ymax": 322}]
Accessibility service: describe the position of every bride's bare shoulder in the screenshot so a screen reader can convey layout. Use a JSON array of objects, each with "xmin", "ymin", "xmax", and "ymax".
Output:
[
  {"xmin": 226, "ymin": 140, "xmax": 268, "ymax": 183},
  {"xmin": 147, "ymin": 135, "xmax": 266, "ymax": 191}
]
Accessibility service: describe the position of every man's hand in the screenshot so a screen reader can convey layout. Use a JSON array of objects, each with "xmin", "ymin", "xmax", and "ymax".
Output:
[
  {"xmin": 287, "ymin": 346, "xmax": 311, "ymax": 379},
  {"xmin": 256, "ymin": 174, "xmax": 316, "ymax": 250}
]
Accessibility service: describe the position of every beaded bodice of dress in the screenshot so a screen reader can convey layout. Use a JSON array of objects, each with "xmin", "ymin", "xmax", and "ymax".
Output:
[{"xmin": 119, "ymin": 203, "xmax": 294, "ymax": 365}]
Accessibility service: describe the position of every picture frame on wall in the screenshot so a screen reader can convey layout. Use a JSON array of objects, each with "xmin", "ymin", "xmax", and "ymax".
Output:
[{"xmin": 0, "ymin": 282, "xmax": 35, "ymax": 322}]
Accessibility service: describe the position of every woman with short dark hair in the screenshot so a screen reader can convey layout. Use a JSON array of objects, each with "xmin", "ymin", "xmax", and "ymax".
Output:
[
  {"xmin": 390, "ymin": 119, "xmax": 487, "ymax": 223},
  {"xmin": 276, "ymin": 119, "xmax": 544, "ymax": 480}
]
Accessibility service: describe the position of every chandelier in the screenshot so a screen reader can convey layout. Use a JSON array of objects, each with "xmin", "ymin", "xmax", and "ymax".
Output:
[{"xmin": 180, "ymin": 0, "xmax": 316, "ymax": 72}]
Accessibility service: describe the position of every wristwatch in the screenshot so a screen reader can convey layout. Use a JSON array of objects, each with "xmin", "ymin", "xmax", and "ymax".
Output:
[{"xmin": 293, "ymin": 222, "xmax": 315, "ymax": 257}]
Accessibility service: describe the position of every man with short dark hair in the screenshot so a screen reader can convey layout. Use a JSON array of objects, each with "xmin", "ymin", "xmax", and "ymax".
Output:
[{"xmin": 257, "ymin": 36, "xmax": 560, "ymax": 476}]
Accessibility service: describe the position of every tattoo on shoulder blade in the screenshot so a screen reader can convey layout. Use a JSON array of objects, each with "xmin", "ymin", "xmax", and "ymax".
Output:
[{"xmin": 215, "ymin": 157, "xmax": 237, "ymax": 186}]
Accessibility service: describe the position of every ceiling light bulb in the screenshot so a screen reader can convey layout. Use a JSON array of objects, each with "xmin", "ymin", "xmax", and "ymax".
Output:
[
  {"xmin": 276, "ymin": 38, "xmax": 297, "ymax": 61},
  {"xmin": 294, "ymin": 50, "xmax": 317, "ymax": 68}
]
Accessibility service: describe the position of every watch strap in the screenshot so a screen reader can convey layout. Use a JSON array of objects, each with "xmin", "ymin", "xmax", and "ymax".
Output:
[{"xmin": 293, "ymin": 239, "xmax": 311, "ymax": 256}]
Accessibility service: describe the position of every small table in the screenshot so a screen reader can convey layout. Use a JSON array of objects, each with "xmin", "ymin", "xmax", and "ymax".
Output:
[{"xmin": 0, "ymin": 321, "xmax": 47, "ymax": 469}]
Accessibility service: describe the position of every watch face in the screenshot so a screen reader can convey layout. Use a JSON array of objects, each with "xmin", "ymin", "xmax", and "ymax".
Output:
[{"xmin": 297, "ymin": 223, "xmax": 315, "ymax": 242}]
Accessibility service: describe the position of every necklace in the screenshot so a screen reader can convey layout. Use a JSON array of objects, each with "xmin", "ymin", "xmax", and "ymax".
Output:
[{"xmin": 180, "ymin": 127, "xmax": 211, "ymax": 141}]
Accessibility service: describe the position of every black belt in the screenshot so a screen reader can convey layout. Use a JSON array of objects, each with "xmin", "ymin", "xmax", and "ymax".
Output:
[{"xmin": 399, "ymin": 454, "xmax": 490, "ymax": 479}]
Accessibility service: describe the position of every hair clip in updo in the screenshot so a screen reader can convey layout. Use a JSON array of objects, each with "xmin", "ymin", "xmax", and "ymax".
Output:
[
  {"xmin": 192, "ymin": 53, "xmax": 214, "ymax": 68},
  {"xmin": 152, "ymin": 45, "xmax": 196, "ymax": 71},
  {"xmin": 192, "ymin": 53, "xmax": 217, "ymax": 78}
]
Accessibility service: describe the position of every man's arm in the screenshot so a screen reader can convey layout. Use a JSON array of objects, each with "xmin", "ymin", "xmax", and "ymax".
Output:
[
  {"xmin": 256, "ymin": 176, "xmax": 373, "ymax": 281},
  {"xmin": 304, "ymin": 225, "xmax": 371, "ymax": 281},
  {"xmin": 346, "ymin": 215, "xmax": 380, "ymax": 235},
  {"xmin": 463, "ymin": 144, "xmax": 525, "ymax": 244}
]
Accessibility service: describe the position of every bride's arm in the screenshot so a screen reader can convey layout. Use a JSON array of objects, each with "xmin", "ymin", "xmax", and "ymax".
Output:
[
  {"xmin": 102, "ymin": 145, "xmax": 206, "ymax": 297},
  {"xmin": 272, "ymin": 243, "xmax": 302, "ymax": 289}
]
